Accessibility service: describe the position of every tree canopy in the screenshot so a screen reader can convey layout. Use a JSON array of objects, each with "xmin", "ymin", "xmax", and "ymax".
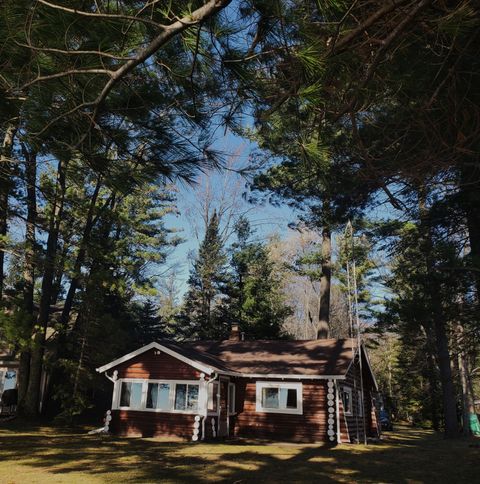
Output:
[{"xmin": 0, "ymin": 0, "xmax": 479, "ymax": 438}]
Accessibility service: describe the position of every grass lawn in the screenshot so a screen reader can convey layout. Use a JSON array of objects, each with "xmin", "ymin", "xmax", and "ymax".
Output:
[{"xmin": 0, "ymin": 421, "xmax": 478, "ymax": 483}]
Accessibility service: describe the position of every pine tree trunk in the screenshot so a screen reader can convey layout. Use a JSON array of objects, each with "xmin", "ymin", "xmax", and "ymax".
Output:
[
  {"xmin": 51, "ymin": 241, "xmax": 68, "ymax": 305},
  {"xmin": 457, "ymin": 323, "xmax": 474, "ymax": 436},
  {"xmin": 317, "ymin": 224, "xmax": 331, "ymax": 339},
  {"xmin": 0, "ymin": 124, "xmax": 17, "ymax": 300},
  {"xmin": 17, "ymin": 148, "xmax": 37, "ymax": 411},
  {"xmin": 432, "ymin": 308, "xmax": 459, "ymax": 437},
  {"xmin": 418, "ymin": 190, "xmax": 459, "ymax": 438},
  {"xmin": 420, "ymin": 322, "xmax": 441, "ymax": 430},
  {"xmin": 24, "ymin": 159, "xmax": 67, "ymax": 418},
  {"xmin": 426, "ymin": 345, "xmax": 440, "ymax": 431},
  {"xmin": 426, "ymin": 332, "xmax": 441, "ymax": 430},
  {"xmin": 60, "ymin": 178, "xmax": 102, "ymax": 328},
  {"xmin": 458, "ymin": 350, "xmax": 474, "ymax": 436}
]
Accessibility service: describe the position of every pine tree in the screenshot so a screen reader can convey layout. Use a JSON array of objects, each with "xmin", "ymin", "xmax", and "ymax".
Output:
[
  {"xmin": 180, "ymin": 211, "xmax": 229, "ymax": 339},
  {"xmin": 226, "ymin": 218, "xmax": 291, "ymax": 339}
]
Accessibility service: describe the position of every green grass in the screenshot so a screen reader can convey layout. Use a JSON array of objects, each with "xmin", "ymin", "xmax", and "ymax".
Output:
[{"xmin": 0, "ymin": 420, "xmax": 478, "ymax": 483}]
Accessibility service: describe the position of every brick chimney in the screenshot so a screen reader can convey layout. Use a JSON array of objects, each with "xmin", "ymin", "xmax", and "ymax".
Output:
[{"xmin": 228, "ymin": 323, "xmax": 241, "ymax": 341}]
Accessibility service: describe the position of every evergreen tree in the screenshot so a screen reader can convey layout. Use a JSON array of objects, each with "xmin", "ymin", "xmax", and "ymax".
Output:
[
  {"xmin": 179, "ymin": 211, "xmax": 229, "ymax": 339},
  {"xmin": 226, "ymin": 217, "xmax": 291, "ymax": 339},
  {"xmin": 47, "ymin": 179, "xmax": 179, "ymax": 420}
]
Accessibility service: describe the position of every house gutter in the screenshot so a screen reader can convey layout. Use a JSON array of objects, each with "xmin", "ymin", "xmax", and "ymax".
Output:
[
  {"xmin": 103, "ymin": 370, "xmax": 117, "ymax": 383},
  {"xmin": 335, "ymin": 381, "xmax": 341, "ymax": 444},
  {"xmin": 216, "ymin": 370, "xmax": 346, "ymax": 380}
]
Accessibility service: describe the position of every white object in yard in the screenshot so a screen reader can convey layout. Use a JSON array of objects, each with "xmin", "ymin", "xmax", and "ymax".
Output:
[{"xmin": 87, "ymin": 410, "xmax": 112, "ymax": 434}]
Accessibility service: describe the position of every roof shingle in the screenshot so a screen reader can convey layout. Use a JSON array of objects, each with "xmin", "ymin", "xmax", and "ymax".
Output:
[{"xmin": 160, "ymin": 338, "xmax": 357, "ymax": 377}]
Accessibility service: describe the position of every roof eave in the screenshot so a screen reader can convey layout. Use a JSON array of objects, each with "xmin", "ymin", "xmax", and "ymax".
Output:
[
  {"xmin": 216, "ymin": 370, "xmax": 346, "ymax": 380},
  {"xmin": 95, "ymin": 342, "xmax": 216, "ymax": 376}
]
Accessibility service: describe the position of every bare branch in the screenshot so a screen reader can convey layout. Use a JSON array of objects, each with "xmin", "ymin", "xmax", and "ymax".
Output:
[
  {"xmin": 37, "ymin": 0, "xmax": 165, "ymax": 29},
  {"xmin": 15, "ymin": 42, "xmax": 134, "ymax": 61},
  {"xmin": 332, "ymin": 0, "xmax": 411, "ymax": 54},
  {"xmin": 337, "ymin": 0, "xmax": 433, "ymax": 118},
  {"xmin": 30, "ymin": 0, "xmax": 232, "ymax": 142},
  {"xmin": 22, "ymin": 69, "xmax": 114, "ymax": 90}
]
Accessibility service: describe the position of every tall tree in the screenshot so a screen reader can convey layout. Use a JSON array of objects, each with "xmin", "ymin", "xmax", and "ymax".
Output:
[
  {"xmin": 180, "ymin": 210, "xmax": 229, "ymax": 339},
  {"xmin": 226, "ymin": 217, "xmax": 291, "ymax": 339},
  {"xmin": 229, "ymin": 0, "xmax": 480, "ymax": 437},
  {"xmin": 0, "ymin": 0, "xmax": 241, "ymax": 417}
]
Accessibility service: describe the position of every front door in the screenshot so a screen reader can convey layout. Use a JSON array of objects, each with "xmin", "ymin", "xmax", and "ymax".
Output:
[{"xmin": 218, "ymin": 378, "xmax": 229, "ymax": 437}]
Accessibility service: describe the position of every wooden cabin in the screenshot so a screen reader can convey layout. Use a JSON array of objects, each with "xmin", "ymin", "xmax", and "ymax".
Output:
[
  {"xmin": 96, "ymin": 328, "xmax": 379, "ymax": 444},
  {"xmin": 0, "ymin": 344, "xmax": 19, "ymax": 416}
]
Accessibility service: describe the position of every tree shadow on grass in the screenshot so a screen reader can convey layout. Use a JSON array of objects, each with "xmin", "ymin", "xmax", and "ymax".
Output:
[{"xmin": 0, "ymin": 422, "xmax": 478, "ymax": 483}]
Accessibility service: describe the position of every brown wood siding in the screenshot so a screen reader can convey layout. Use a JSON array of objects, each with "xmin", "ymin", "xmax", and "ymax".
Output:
[
  {"xmin": 231, "ymin": 378, "xmax": 329, "ymax": 443},
  {"xmin": 111, "ymin": 410, "xmax": 195, "ymax": 439},
  {"xmin": 109, "ymin": 349, "xmax": 201, "ymax": 438},
  {"xmin": 339, "ymin": 352, "xmax": 377, "ymax": 442},
  {"xmin": 115, "ymin": 349, "xmax": 201, "ymax": 380},
  {"xmin": 105, "ymin": 346, "xmax": 378, "ymax": 443}
]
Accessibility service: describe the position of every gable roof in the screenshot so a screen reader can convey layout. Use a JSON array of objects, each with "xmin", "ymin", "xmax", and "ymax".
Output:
[
  {"xmin": 96, "ymin": 338, "xmax": 362, "ymax": 380},
  {"xmin": 95, "ymin": 341, "xmax": 220, "ymax": 376},
  {"xmin": 177, "ymin": 339, "xmax": 357, "ymax": 377}
]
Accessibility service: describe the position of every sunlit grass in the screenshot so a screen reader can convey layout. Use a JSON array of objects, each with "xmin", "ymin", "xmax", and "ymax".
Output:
[{"xmin": 0, "ymin": 421, "xmax": 478, "ymax": 483}]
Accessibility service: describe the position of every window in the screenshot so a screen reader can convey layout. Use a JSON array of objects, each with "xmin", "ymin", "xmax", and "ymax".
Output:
[
  {"xmin": 174, "ymin": 384, "xmax": 199, "ymax": 411},
  {"xmin": 256, "ymin": 382, "xmax": 302, "ymax": 415},
  {"xmin": 357, "ymin": 390, "xmax": 364, "ymax": 417},
  {"xmin": 261, "ymin": 387, "xmax": 298, "ymax": 410},
  {"xmin": 119, "ymin": 381, "xmax": 143, "ymax": 409},
  {"xmin": 3, "ymin": 370, "xmax": 16, "ymax": 391},
  {"xmin": 341, "ymin": 387, "xmax": 352, "ymax": 415},
  {"xmin": 115, "ymin": 379, "xmax": 201, "ymax": 413},
  {"xmin": 228, "ymin": 383, "xmax": 235, "ymax": 414},
  {"xmin": 207, "ymin": 382, "xmax": 218, "ymax": 412},
  {"xmin": 147, "ymin": 383, "xmax": 170, "ymax": 410}
]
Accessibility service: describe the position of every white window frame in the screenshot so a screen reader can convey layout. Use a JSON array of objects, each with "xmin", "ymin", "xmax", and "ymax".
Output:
[
  {"xmin": 255, "ymin": 381, "xmax": 303, "ymax": 415},
  {"xmin": 117, "ymin": 379, "xmax": 145, "ymax": 411},
  {"xmin": 172, "ymin": 382, "xmax": 200, "ymax": 414},
  {"xmin": 146, "ymin": 382, "xmax": 173, "ymax": 411},
  {"xmin": 113, "ymin": 378, "xmax": 201, "ymax": 415},
  {"xmin": 207, "ymin": 381, "xmax": 219, "ymax": 414},
  {"xmin": 341, "ymin": 386, "xmax": 353, "ymax": 416}
]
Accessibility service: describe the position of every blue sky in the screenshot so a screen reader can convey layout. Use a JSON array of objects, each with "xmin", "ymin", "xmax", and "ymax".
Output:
[
  {"xmin": 165, "ymin": 129, "xmax": 298, "ymax": 296},
  {"xmin": 162, "ymin": 125, "xmax": 403, "ymax": 303}
]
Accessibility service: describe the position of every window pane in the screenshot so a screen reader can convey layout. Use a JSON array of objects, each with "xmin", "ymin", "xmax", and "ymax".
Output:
[
  {"xmin": 342, "ymin": 389, "xmax": 351, "ymax": 413},
  {"xmin": 286, "ymin": 389, "xmax": 297, "ymax": 409},
  {"xmin": 175, "ymin": 384, "xmax": 187, "ymax": 410},
  {"xmin": 4, "ymin": 370, "xmax": 16, "ymax": 391},
  {"xmin": 262, "ymin": 387, "xmax": 279, "ymax": 408},
  {"xmin": 147, "ymin": 383, "xmax": 170, "ymax": 409},
  {"xmin": 208, "ymin": 383, "xmax": 218, "ymax": 412},
  {"xmin": 187, "ymin": 385, "xmax": 199, "ymax": 411},
  {"xmin": 130, "ymin": 383, "xmax": 142, "ymax": 409},
  {"xmin": 120, "ymin": 382, "xmax": 131, "ymax": 407},
  {"xmin": 147, "ymin": 383, "xmax": 158, "ymax": 409},
  {"xmin": 158, "ymin": 384, "xmax": 170, "ymax": 409}
]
